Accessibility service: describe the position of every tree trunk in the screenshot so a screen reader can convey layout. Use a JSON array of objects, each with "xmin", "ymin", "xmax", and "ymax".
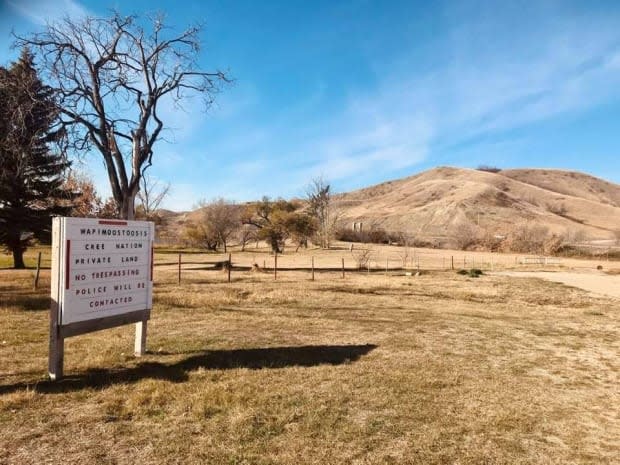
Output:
[
  {"xmin": 13, "ymin": 247, "xmax": 25, "ymax": 269},
  {"xmin": 120, "ymin": 190, "xmax": 137, "ymax": 220},
  {"xmin": 270, "ymin": 237, "xmax": 282, "ymax": 254}
]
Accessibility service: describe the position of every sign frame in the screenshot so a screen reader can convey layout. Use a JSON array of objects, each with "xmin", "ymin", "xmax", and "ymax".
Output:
[{"xmin": 49, "ymin": 217, "xmax": 154, "ymax": 380}]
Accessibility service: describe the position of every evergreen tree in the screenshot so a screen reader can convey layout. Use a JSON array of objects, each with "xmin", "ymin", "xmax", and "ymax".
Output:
[{"xmin": 0, "ymin": 49, "xmax": 73, "ymax": 269}]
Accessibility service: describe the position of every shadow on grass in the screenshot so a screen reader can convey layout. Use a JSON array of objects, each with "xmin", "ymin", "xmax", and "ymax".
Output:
[
  {"xmin": 0, "ymin": 294, "xmax": 50, "ymax": 311},
  {"xmin": 0, "ymin": 344, "xmax": 377, "ymax": 395}
]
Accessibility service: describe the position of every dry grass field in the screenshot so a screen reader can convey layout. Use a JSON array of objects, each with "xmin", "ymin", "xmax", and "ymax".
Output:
[{"xmin": 1, "ymin": 246, "xmax": 619, "ymax": 464}]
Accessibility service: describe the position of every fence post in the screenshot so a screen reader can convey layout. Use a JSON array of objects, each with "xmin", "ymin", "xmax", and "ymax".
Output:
[
  {"xmin": 451, "ymin": 256, "xmax": 454, "ymax": 270},
  {"xmin": 311, "ymin": 256, "xmax": 315, "ymax": 281},
  {"xmin": 48, "ymin": 297, "xmax": 63, "ymax": 380},
  {"xmin": 178, "ymin": 253, "xmax": 182, "ymax": 284},
  {"xmin": 342, "ymin": 258, "xmax": 345, "ymax": 279},
  {"xmin": 274, "ymin": 252, "xmax": 278, "ymax": 280},
  {"xmin": 228, "ymin": 253, "xmax": 232, "ymax": 283},
  {"xmin": 134, "ymin": 320, "xmax": 147, "ymax": 357},
  {"xmin": 33, "ymin": 251, "xmax": 42, "ymax": 290},
  {"xmin": 386, "ymin": 258, "xmax": 389, "ymax": 275}
]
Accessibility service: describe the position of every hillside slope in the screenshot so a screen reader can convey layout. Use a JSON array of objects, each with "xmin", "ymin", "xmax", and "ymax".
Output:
[{"xmin": 334, "ymin": 167, "xmax": 620, "ymax": 242}]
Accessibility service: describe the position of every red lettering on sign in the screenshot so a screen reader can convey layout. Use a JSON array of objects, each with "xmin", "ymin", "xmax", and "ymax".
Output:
[
  {"xmin": 65, "ymin": 240, "xmax": 71, "ymax": 290},
  {"xmin": 98, "ymin": 220, "xmax": 128, "ymax": 226},
  {"xmin": 150, "ymin": 242, "xmax": 154, "ymax": 282}
]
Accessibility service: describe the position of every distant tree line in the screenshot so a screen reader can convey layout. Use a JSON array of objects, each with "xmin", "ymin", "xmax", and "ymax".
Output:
[
  {"xmin": 183, "ymin": 198, "xmax": 317, "ymax": 255},
  {"xmin": 181, "ymin": 178, "xmax": 341, "ymax": 254}
]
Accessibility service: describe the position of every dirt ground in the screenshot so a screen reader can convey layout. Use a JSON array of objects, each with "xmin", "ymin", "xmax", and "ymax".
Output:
[{"xmin": 497, "ymin": 271, "xmax": 620, "ymax": 299}]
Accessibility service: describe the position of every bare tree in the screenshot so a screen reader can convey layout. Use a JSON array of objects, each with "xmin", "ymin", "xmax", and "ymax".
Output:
[
  {"xmin": 197, "ymin": 198, "xmax": 239, "ymax": 253},
  {"xmin": 397, "ymin": 232, "xmax": 413, "ymax": 268},
  {"xmin": 136, "ymin": 173, "xmax": 170, "ymax": 220},
  {"xmin": 352, "ymin": 247, "xmax": 372, "ymax": 270},
  {"xmin": 453, "ymin": 221, "xmax": 481, "ymax": 250},
  {"xmin": 508, "ymin": 223, "xmax": 549, "ymax": 254},
  {"xmin": 15, "ymin": 12, "xmax": 229, "ymax": 219},
  {"xmin": 566, "ymin": 228, "xmax": 588, "ymax": 245},
  {"xmin": 307, "ymin": 177, "xmax": 340, "ymax": 248},
  {"xmin": 237, "ymin": 223, "xmax": 257, "ymax": 251}
]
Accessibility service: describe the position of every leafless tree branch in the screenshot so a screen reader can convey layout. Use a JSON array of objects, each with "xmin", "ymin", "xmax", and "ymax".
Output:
[{"xmin": 13, "ymin": 11, "xmax": 231, "ymax": 219}]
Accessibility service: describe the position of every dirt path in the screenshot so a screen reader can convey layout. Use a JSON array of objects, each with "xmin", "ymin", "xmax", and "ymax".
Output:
[{"xmin": 497, "ymin": 271, "xmax": 620, "ymax": 299}]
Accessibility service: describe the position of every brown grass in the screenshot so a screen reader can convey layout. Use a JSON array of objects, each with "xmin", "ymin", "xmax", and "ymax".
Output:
[{"xmin": 1, "ymin": 251, "xmax": 619, "ymax": 464}]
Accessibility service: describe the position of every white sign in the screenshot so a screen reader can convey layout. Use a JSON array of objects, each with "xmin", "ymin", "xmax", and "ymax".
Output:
[{"xmin": 51, "ymin": 217, "xmax": 154, "ymax": 325}]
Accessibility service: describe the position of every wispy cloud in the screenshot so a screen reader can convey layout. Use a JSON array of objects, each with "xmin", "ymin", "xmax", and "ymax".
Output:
[
  {"xmin": 6, "ymin": 0, "xmax": 89, "ymax": 24},
  {"xmin": 245, "ymin": 4, "xmax": 620, "ymax": 190},
  {"xmin": 10, "ymin": 0, "xmax": 620, "ymax": 210}
]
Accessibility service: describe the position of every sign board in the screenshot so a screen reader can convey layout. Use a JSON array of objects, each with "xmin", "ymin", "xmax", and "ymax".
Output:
[
  {"xmin": 51, "ymin": 217, "xmax": 154, "ymax": 324},
  {"xmin": 49, "ymin": 217, "xmax": 154, "ymax": 380}
]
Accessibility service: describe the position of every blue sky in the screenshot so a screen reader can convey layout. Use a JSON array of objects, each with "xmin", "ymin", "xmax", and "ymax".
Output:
[{"xmin": 2, "ymin": 0, "xmax": 620, "ymax": 210}]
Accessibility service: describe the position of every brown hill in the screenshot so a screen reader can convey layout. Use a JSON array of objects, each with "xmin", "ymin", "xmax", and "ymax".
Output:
[{"xmin": 334, "ymin": 167, "xmax": 620, "ymax": 243}]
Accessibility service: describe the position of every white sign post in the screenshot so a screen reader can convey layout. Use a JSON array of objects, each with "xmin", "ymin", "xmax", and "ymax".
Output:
[{"xmin": 49, "ymin": 217, "xmax": 154, "ymax": 380}]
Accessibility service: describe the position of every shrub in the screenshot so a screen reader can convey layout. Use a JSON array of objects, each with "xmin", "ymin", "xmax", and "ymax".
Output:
[
  {"xmin": 543, "ymin": 234, "xmax": 565, "ymax": 255},
  {"xmin": 352, "ymin": 247, "xmax": 372, "ymax": 269},
  {"xmin": 335, "ymin": 227, "xmax": 369, "ymax": 242},
  {"xmin": 368, "ymin": 227, "xmax": 389, "ymax": 244},
  {"xmin": 453, "ymin": 222, "xmax": 482, "ymax": 250},
  {"xmin": 335, "ymin": 224, "xmax": 392, "ymax": 245},
  {"xmin": 506, "ymin": 223, "xmax": 549, "ymax": 254},
  {"xmin": 476, "ymin": 165, "xmax": 502, "ymax": 173},
  {"xmin": 547, "ymin": 202, "xmax": 568, "ymax": 216},
  {"xmin": 457, "ymin": 268, "xmax": 483, "ymax": 278}
]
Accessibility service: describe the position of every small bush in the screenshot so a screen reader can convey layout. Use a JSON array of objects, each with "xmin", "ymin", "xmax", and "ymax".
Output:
[
  {"xmin": 543, "ymin": 234, "xmax": 565, "ymax": 255},
  {"xmin": 547, "ymin": 202, "xmax": 568, "ymax": 216},
  {"xmin": 335, "ymin": 225, "xmax": 393, "ymax": 245},
  {"xmin": 335, "ymin": 227, "xmax": 363, "ymax": 243},
  {"xmin": 453, "ymin": 222, "xmax": 482, "ymax": 250},
  {"xmin": 476, "ymin": 165, "xmax": 502, "ymax": 173},
  {"xmin": 368, "ymin": 227, "xmax": 389, "ymax": 244},
  {"xmin": 506, "ymin": 223, "xmax": 549, "ymax": 254},
  {"xmin": 352, "ymin": 247, "xmax": 372, "ymax": 269},
  {"xmin": 457, "ymin": 268, "xmax": 483, "ymax": 278}
]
